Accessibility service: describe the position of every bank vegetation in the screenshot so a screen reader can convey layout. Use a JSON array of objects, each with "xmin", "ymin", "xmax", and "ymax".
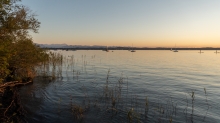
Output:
[{"xmin": 0, "ymin": 0, "xmax": 48, "ymax": 122}]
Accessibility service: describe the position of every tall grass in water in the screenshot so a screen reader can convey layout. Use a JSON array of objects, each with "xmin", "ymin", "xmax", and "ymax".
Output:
[
  {"xmin": 69, "ymin": 69, "xmax": 212, "ymax": 123},
  {"xmin": 36, "ymin": 52, "xmax": 63, "ymax": 81}
]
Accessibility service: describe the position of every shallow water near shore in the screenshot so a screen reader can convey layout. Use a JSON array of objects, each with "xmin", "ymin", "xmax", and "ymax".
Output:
[{"xmin": 19, "ymin": 50, "xmax": 220, "ymax": 123}]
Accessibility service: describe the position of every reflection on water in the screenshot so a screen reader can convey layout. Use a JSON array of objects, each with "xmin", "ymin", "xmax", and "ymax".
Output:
[{"xmin": 19, "ymin": 50, "xmax": 220, "ymax": 123}]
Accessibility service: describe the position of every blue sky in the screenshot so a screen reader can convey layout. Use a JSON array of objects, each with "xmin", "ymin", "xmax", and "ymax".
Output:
[{"xmin": 22, "ymin": 0, "xmax": 220, "ymax": 47}]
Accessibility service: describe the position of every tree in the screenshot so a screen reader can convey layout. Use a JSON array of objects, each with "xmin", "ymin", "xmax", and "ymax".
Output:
[
  {"xmin": 0, "ymin": 0, "xmax": 40, "ymax": 39},
  {"xmin": 0, "ymin": 0, "xmax": 47, "ymax": 82}
]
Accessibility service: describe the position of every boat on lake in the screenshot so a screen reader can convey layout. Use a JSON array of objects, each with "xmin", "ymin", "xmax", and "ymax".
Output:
[
  {"xmin": 131, "ymin": 44, "xmax": 136, "ymax": 52},
  {"xmin": 214, "ymin": 50, "xmax": 219, "ymax": 53},
  {"xmin": 199, "ymin": 50, "xmax": 204, "ymax": 53},
  {"xmin": 173, "ymin": 44, "xmax": 178, "ymax": 52},
  {"xmin": 103, "ymin": 46, "xmax": 109, "ymax": 52}
]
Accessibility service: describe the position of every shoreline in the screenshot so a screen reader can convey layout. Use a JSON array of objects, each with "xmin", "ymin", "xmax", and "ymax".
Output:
[{"xmin": 0, "ymin": 81, "xmax": 33, "ymax": 123}]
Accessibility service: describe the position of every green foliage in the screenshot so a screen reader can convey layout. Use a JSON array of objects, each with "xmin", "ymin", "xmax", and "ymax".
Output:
[
  {"xmin": 0, "ymin": 39, "xmax": 11, "ymax": 82},
  {"xmin": 7, "ymin": 38, "xmax": 48, "ymax": 80},
  {"xmin": 1, "ymin": 0, "xmax": 39, "ymax": 38},
  {"xmin": 0, "ymin": 0, "xmax": 47, "ymax": 82}
]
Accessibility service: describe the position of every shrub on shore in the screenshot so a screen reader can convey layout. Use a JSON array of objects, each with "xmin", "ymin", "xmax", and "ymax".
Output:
[{"xmin": 0, "ymin": 0, "xmax": 48, "ymax": 83}]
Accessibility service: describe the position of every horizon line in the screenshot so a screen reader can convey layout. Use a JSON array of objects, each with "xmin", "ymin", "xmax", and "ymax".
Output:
[{"xmin": 36, "ymin": 43, "xmax": 220, "ymax": 48}]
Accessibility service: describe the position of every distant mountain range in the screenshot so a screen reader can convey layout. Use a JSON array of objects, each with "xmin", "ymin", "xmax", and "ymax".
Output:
[
  {"xmin": 36, "ymin": 43, "xmax": 113, "ymax": 48},
  {"xmin": 35, "ymin": 43, "xmax": 220, "ymax": 50}
]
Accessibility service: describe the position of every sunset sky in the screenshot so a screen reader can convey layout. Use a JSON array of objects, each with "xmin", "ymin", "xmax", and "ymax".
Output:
[{"xmin": 22, "ymin": 0, "xmax": 220, "ymax": 48}]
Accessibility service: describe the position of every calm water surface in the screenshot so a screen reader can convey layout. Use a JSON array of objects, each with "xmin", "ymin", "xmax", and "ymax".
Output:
[{"xmin": 19, "ymin": 50, "xmax": 220, "ymax": 123}]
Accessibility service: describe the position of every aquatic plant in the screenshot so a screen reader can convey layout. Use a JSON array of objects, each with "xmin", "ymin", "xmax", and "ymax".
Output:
[{"xmin": 66, "ymin": 68, "xmax": 212, "ymax": 123}]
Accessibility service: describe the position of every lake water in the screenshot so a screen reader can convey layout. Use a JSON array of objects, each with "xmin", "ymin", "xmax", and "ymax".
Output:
[{"xmin": 19, "ymin": 50, "xmax": 220, "ymax": 123}]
